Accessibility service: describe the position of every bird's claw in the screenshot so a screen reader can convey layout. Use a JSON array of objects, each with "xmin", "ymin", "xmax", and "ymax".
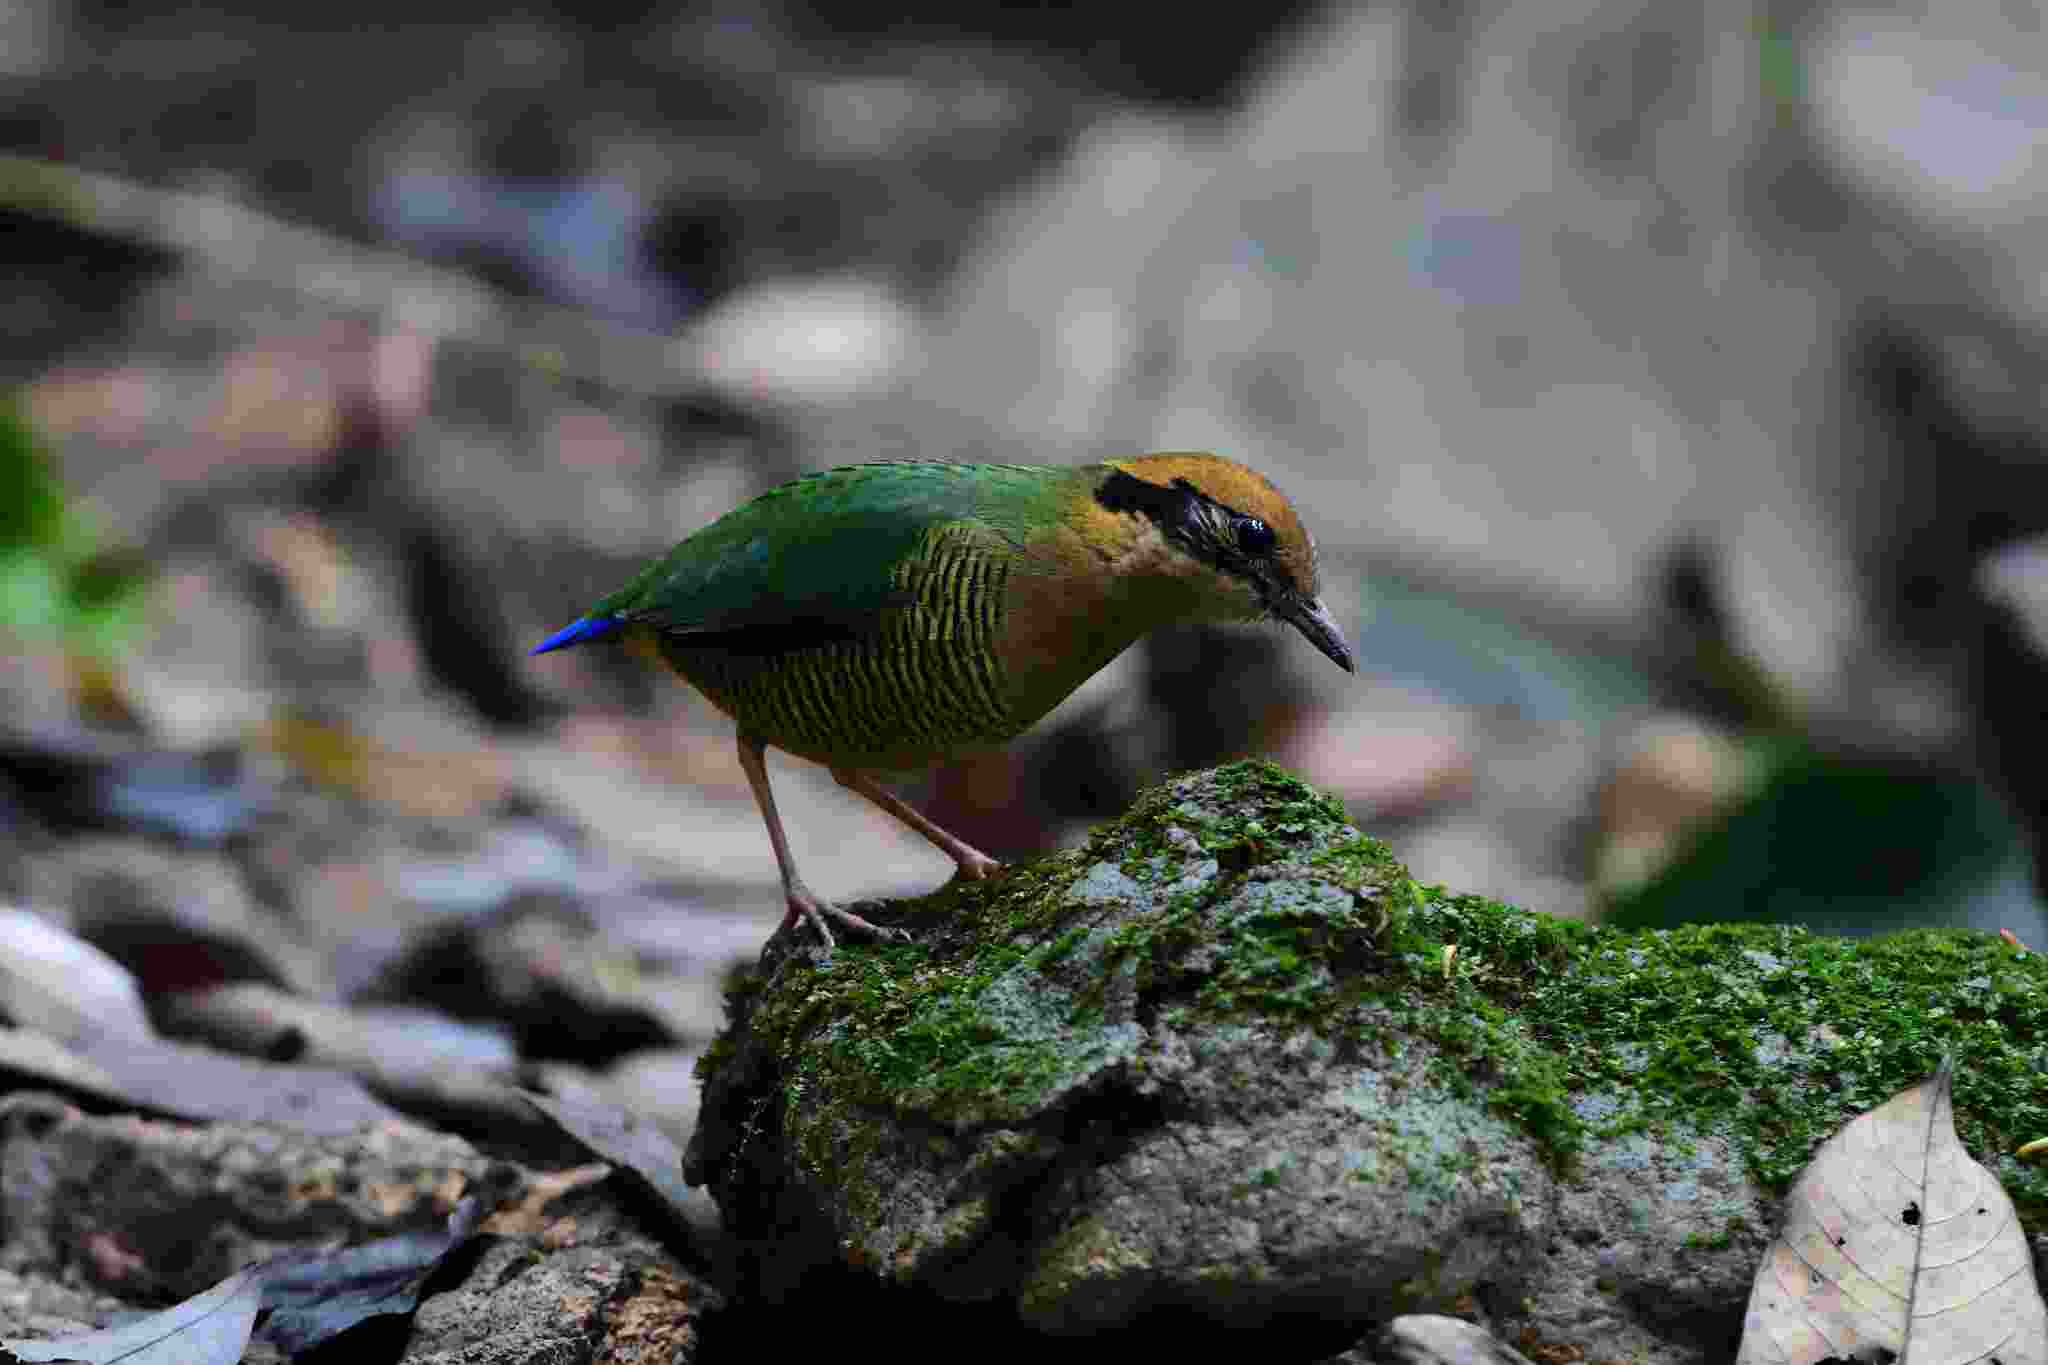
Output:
[
  {"xmin": 952, "ymin": 853, "xmax": 1003, "ymax": 883},
  {"xmin": 783, "ymin": 889, "xmax": 910, "ymax": 950}
]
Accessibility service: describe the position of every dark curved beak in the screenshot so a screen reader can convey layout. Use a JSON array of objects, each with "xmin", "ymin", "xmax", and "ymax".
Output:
[{"xmin": 1277, "ymin": 595, "xmax": 1356, "ymax": 674}]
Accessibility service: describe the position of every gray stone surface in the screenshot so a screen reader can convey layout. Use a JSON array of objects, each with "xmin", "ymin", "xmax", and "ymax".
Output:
[{"xmin": 0, "ymin": 1092, "xmax": 719, "ymax": 1363}]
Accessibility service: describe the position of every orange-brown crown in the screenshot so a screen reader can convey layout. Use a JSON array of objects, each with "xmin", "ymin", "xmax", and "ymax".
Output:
[{"xmin": 1104, "ymin": 451, "xmax": 1321, "ymax": 599}]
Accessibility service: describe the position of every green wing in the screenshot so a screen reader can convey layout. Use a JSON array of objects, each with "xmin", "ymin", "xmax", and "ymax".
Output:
[{"xmin": 593, "ymin": 462, "xmax": 1074, "ymax": 646}]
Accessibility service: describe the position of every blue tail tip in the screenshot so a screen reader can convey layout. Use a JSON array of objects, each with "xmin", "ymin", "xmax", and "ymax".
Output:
[{"xmin": 530, "ymin": 615, "xmax": 623, "ymax": 656}]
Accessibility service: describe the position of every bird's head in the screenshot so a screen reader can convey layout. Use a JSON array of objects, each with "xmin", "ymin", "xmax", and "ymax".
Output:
[{"xmin": 1097, "ymin": 452, "xmax": 1355, "ymax": 674}]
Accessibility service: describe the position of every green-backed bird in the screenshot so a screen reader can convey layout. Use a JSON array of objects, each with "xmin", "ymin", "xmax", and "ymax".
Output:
[{"xmin": 532, "ymin": 453, "xmax": 1354, "ymax": 946}]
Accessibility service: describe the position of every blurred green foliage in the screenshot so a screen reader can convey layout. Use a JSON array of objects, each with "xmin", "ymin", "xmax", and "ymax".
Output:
[
  {"xmin": 1603, "ymin": 740, "xmax": 2026, "ymax": 936},
  {"xmin": 0, "ymin": 398, "xmax": 144, "ymax": 651}
]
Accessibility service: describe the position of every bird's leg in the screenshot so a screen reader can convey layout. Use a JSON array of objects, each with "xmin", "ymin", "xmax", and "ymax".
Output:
[
  {"xmin": 736, "ymin": 734, "xmax": 904, "ymax": 946},
  {"xmin": 831, "ymin": 768, "xmax": 1003, "ymax": 882}
]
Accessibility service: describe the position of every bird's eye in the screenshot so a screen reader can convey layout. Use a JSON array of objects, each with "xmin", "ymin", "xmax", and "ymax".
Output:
[{"xmin": 1236, "ymin": 518, "xmax": 1277, "ymax": 555}]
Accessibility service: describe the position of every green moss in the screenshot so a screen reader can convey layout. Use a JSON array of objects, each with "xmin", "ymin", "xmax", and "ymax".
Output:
[
  {"xmin": 1395, "ymin": 890, "xmax": 2048, "ymax": 1228},
  {"xmin": 705, "ymin": 759, "xmax": 2048, "ymax": 1232}
]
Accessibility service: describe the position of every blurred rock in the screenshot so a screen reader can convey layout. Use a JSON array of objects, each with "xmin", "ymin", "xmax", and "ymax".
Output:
[
  {"xmin": 16, "ymin": 836, "xmax": 328, "ymax": 997},
  {"xmin": 364, "ymin": 894, "xmax": 721, "ymax": 1065},
  {"xmin": 1337, "ymin": 1316, "xmax": 1536, "ymax": 1365},
  {"xmin": 0, "ymin": 906, "xmax": 150, "ymax": 1046},
  {"xmin": 60, "ymin": 1030, "xmax": 408, "ymax": 1134},
  {"xmin": 373, "ymin": 172, "xmax": 688, "ymax": 330},
  {"xmin": 0, "ymin": 721, "xmax": 276, "ymax": 845},
  {"xmin": 603, "ymin": 1047, "xmax": 706, "ymax": 1149},
  {"xmin": 916, "ymin": 115, "xmax": 1212, "ymax": 445},
  {"xmin": 154, "ymin": 983, "xmax": 517, "ymax": 1079},
  {"xmin": 0, "ymin": 1093, "xmax": 719, "ymax": 1363},
  {"xmin": 684, "ymin": 276, "xmax": 926, "ymax": 408},
  {"xmin": 121, "ymin": 560, "xmax": 277, "ymax": 750},
  {"xmin": 0, "ymin": 0, "xmax": 61, "ymax": 80},
  {"xmin": 1279, "ymin": 705, "xmax": 1475, "ymax": 820},
  {"xmin": 1812, "ymin": 8, "xmax": 2048, "ymax": 250},
  {"xmin": 1979, "ymin": 535, "xmax": 2048, "ymax": 672},
  {"xmin": 0, "ymin": 1093, "xmax": 482, "ymax": 1296},
  {"xmin": 0, "ymin": 1088, "xmax": 471, "ymax": 1301}
]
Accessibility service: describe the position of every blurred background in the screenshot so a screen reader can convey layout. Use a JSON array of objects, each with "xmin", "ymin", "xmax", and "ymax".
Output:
[{"xmin": 6, "ymin": 0, "xmax": 2048, "ymax": 1107}]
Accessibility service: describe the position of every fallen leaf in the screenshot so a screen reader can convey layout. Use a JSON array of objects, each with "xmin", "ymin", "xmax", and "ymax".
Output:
[
  {"xmin": 1737, "ymin": 1060, "xmax": 2048, "ymax": 1363},
  {"xmin": 523, "ymin": 1091, "xmax": 705, "ymax": 1238},
  {"xmin": 255, "ymin": 1195, "xmax": 485, "ymax": 1354},
  {"xmin": 0, "ymin": 1198, "xmax": 490, "ymax": 1363},
  {"xmin": 0, "ymin": 1020, "xmax": 406, "ymax": 1133},
  {"xmin": 0, "ymin": 1264, "xmax": 262, "ymax": 1364},
  {"xmin": 75, "ymin": 1033, "xmax": 404, "ymax": 1134}
]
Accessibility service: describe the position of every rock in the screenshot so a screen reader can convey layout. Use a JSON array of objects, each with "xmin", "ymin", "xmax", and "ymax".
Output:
[
  {"xmin": 0, "ymin": 1093, "xmax": 493, "ymax": 1299},
  {"xmin": 1328, "ymin": 1315, "xmax": 1536, "ymax": 1365},
  {"xmin": 398, "ymin": 1193, "xmax": 721, "ymax": 1365},
  {"xmin": 365, "ymin": 893, "xmax": 714, "ymax": 1066},
  {"xmin": 0, "ymin": 906, "xmax": 150, "ymax": 1045},
  {"xmin": 17, "ymin": 836, "xmax": 328, "ymax": 996},
  {"xmin": 153, "ymin": 983, "xmax": 518, "ymax": 1079},
  {"xmin": 684, "ymin": 276, "xmax": 925, "ymax": 408},
  {"xmin": 690, "ymin": 761, "xmax": 1549, "ymax": 1333},
  {"xmin": 0, "ymin": 1093, "xmax": 720, "ymax": 1363},
  {"xmin": 0, "ymin": 721, "xmax": 276, "ymax": 845},
  {"xmin": 686, "ymin": 760, "xmax": 2048, "ymax": 1360}
]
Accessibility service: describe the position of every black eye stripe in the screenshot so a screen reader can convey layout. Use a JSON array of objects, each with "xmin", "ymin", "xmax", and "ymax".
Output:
[
  {"xmin": 1096, "ymin": 469, "xmax": 1204, "ymax": 534},
  {"xmin": 1095, "ymin": 469, "xmax": 1288, "ymax": 575}
]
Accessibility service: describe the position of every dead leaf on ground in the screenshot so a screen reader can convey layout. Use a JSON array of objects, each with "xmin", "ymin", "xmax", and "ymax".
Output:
[
  {"xmin": 1, "ymin": 1264, "xmax": 263, "ymax": 1364},
  {"xmin": 0, "ymin": 1194, "xmax": 494, "ymax": 1363},
  {"xmin": 75, "ymin": 1033, "xmax": 404, "ymax": 1134},
  {"xmin": 523, "ymin": 1091, "xmax": 705, "ymax": 1238},
  {"xmin": 255, "ymin": 1195, "xmax": 485, "ymax": 1355},
  {"xmin": 1737, "ymin": 1059, "xmax": 2048, "ymax": 1363}
]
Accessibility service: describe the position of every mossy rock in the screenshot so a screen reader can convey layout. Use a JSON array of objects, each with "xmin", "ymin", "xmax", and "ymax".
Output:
[{"xmin": 683, "ymin": 760, "xmax": 2048, "ymax": 1346}]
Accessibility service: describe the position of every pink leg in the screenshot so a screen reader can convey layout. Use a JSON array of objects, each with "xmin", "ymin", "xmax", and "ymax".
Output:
[
  {"xmin": 736, "ymin": 735, "xmax": 906, "ymax": 947},
  {"xmin": 831, "ymin": 768, "xmax": 1003, "ymax": 882}
]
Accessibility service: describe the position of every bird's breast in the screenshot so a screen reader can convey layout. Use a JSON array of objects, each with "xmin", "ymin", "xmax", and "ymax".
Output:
[{"xmin": 991, "ymin": 520, "xmax": 1174, "ymax": 727}]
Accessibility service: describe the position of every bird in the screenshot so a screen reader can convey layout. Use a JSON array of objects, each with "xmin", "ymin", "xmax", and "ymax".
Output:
[{"xmin": 532, "ymin": 453, "xmax": 1355, "ymax": 947}]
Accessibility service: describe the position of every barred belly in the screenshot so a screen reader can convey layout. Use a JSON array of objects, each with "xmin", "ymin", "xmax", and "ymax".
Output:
[{"xmin": 657, "ymin": 527, "xmax": 1017, "ymax": 768}]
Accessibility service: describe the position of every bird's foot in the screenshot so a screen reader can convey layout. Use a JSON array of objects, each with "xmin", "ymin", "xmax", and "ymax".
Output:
[
  {"xmin": 950, "ymin": 850, "xmax": 1004, "ymax": 883},
  {"xmin": 780, "ymin": 886, "xmax": 911, "ymax": 949}
]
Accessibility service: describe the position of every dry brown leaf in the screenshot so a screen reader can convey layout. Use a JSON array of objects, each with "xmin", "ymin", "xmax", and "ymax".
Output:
[{"xmin": 1738, "ymin": 1061, "xmax": 2048, "ymax": 1364}]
